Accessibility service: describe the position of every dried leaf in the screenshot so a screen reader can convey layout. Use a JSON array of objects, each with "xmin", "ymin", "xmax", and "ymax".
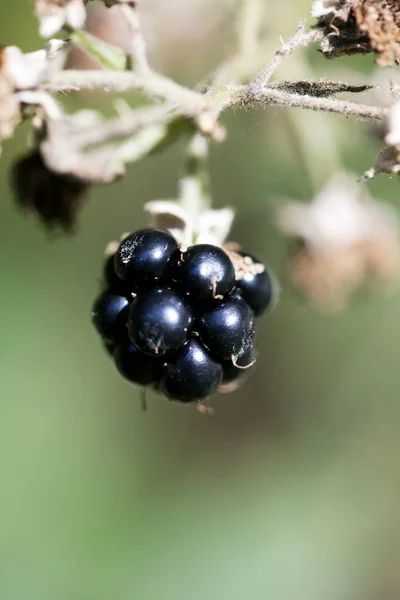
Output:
[{"xmin": 270, "ymin": 79, "xmax": 374, "ymax": 98}]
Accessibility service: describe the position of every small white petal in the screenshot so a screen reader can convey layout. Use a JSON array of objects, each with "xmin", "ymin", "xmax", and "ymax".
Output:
[
  {"xmin": 385, "ymin": 102, "xmax": 400, "ymax": 146},
  {"xmin": 196, "ymin": 207, "xmax": 235, "ymax": 246},
  {"xmin": 65, "ymin": 0, "xmax": 87, "ymax": 30},
  {"xmin": 144, "ymin": 200, "xmax": 189, "ymax": 227},
  {"xmin": 4, "ymin": 47, "xmax": 47, "ymax": 89},
  {"xmin": 44, "ymin": 40, "xmax": 68, "ymax": 78},
  {"xmin": 39, "ymin": 12, "xmax": 66, "ymax": 38},
  {"xmin": 144, "ymin": 200, "xmax": 192, "ymax": 244}
]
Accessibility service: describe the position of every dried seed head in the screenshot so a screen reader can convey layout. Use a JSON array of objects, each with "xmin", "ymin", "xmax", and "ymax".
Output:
[
  {"xmin": 12, "ymin": 151, "xmax": 89, "ymax": 233},
  {"xmin": 313, "ymin": 0, "xmax": 400, "ymax": 67},
  {"xmin": 277, "ymin": 172, "xmax": 400, "ymax": 312}
]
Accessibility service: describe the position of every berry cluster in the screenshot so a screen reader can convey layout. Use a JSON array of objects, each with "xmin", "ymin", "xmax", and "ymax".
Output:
[{"xmin": 91, "ymin": 229, "xmax": 274, "ymax": 404}]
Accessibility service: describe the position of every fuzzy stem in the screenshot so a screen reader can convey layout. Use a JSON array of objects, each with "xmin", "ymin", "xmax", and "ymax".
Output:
[
  {"xmin": 254, "ymin": 21, "xmax": 323, "ymax": 86},
  {"xmin": 179, "ymin": 132, "xmax": 210, "ymax": 219},
  {"xmin": 119, "ymin": 4, "xmax": 150, "ymax": 75},
  {"xmin": 242, "ymin": 87, "xmax": 388, "ymax": 120},
  {"xmin": 46, "ymin": 69, "xmax": 386, "ymax": 121},
  {"xmin": 46, "ymin": 69, "xmax": 210, "ymax": 115}
]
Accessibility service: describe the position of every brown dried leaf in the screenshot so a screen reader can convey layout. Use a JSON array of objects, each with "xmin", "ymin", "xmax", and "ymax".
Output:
[{"xmin": 270, "ymin": 79, "xmax": 374, "ymax": 98}]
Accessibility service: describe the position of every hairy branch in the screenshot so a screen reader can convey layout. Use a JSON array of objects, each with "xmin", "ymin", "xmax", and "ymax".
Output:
[
  {"xmin": 46, "ymin": 69, "xmax": 387, "ymax": 123},
  {"xmin": 26, "ymin": 16, "xmax": 389, "ymax": 187},
  {"xmin": 120, "ymin": 4, "xmax": 150, "ymax": 75},
  {"xmin": 241, "ymin": 87, "xmax": 389, "ymax": 120},
  {"xmin": 254, "ymin": 20, "xmax": 324, "ymax": 87},
  {"xmin": 46, "ymin": 69, "xmax": 210, "ymax": 114}
]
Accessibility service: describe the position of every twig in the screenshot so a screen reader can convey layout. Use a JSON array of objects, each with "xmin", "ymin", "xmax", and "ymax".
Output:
[
  {"xmin": 67, "ymin": 105, "xmax": 173, "ymax": 148},
  {"xmin": 119, "ymin": 4, "xmax": 150, "ymax": 75},
  {"xmin": 254, "ymin": 20, "xmax": 324, "ymax": 86},
  {"xmin": 179, "ymin": 132, "xmax": 210, "ymax": 217},
  {"xmin": 46, "ymin": 69, "xmax": 386, "ymax": 122},
  {"xmin": 45, "ymin": 69, "xmax": 210, "ymax": 115},
  {"xmin": 242, "ymin": 87, "xmax": 389, "ymax": 120}
]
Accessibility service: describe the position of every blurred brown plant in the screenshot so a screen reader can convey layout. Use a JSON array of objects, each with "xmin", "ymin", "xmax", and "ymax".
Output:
[
  {"xmin": 277, "ymin": 173, "xmax": 400, "ymax": 312},
  {"xmin": 12, "ymin": 151, "xmax": 88, "ymax": 232}
]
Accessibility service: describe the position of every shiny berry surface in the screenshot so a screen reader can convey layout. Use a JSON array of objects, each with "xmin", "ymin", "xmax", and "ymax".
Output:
[
  {"xmin": 161, "ymin": 339, "xmax": 222, "ymax": 402},
  {"xmin": 198, "ymin": 296, "xmax": 255, "ymax": 361},
  {"xmin": 103, "ymin": 253, "xmax": 131, "ymax": 294},
  {"xmin": 114, "ymin": 229, "xmax": 177, "ymax": 286},
  {"xmin": 236, "ymin": 252, "xmax": 273, "ymax": 317},
  {"xmin": 174, "ymin": 244, "xmax": 235, "ymax": 301},
  {"xmin": 221, "ymin": 346, "xmax": 256, "ymax": 384},
  {"xmin": 114, "ymin": 342, "xmax": 163, "ymax": 386},
  {"xmin": 91, "ymin": 292, "xmax": 130, "ymax": 343},
  {"xmin": 128, "ymin": 287, "xmax": 193, "ymax": 356}
]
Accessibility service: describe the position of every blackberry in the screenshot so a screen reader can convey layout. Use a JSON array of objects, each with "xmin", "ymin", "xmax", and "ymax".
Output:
[
  {"xmin": 198, "ymin": 296, "xmax": 255, "ymax": 361},
  {"xmin": 91, "ymin": 228, "xmax": 276, "ymax": 407},
  {"xmin": 114, "ymin": 342, "xmax": 163, "ymax": 386},
  {"xmin": 161, "ymin": 339, "xmax": 222, "ymax": 402},
  {"xmin": 235, "ymin": 252, "xmax": 273, "ymax": 317},
  {"xmin": 92, "ymin": 292, "xmax": 130, "ymax": 343},
  {"xmin": 128, "ymin": 287, "xmax": 192, "ymax": 356},
  {"xmin": 173, "ymin": 244, "xmax": 235, "ymax": 301},
  {"xmin": 114, "ymin": 229, "xmax": 177, "ymax": 286}
]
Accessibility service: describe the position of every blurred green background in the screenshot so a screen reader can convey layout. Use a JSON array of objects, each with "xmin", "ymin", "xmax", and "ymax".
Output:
[{"xmin": 2, "ymin": 1, "xmax": 400, "ymax": 599}]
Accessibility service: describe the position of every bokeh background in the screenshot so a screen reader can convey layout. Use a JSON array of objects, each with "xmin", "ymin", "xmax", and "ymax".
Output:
[{"xmin": 2, "ymin": 1, "xmax": 400, "ymax": 599}]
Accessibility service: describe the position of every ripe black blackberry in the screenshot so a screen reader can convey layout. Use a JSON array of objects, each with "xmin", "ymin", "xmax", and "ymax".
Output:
[{"xmin": 91, "ymin": 228, "xmax": 275, "ymax": 407}]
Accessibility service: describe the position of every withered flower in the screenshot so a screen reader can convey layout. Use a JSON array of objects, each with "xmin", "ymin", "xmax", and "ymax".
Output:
[
  {"xmin": 363, "ymin": 100, "xmax": 400, "ymax": 179},
  {"xmin": 34, "ymin": 0, "xmax": 86, "ymax": 38},
  {"xmin": 313, "ymin": 0, "xmax": 400, "ymax": 67},
  {"xmin": 277, "ymin": 173, "xmax": 400, "ymax": 312},
  {"xmin": 12, "ymin": 151, "xmax": 88, "ymax": 232},
  {"xmin": 0, "ymin": 41, "xmax": 65, "ymax": 152}
]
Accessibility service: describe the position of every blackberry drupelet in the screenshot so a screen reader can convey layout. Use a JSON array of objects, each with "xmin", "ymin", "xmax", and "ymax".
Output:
[
  {"xmin": 198, "ymin": 296, "xmax": 255, "ymax": 361},
  {"xmin": 91, "ymin": 291, "xmax": 130, "ymax": 343},
  {"xmin": 114, "ymin": 229, "xmax": 177, "ymax": 286},
  {"xmin": 161, "ymin": 339, "xmax": 222, "ymax": 402},
  {"xmin": 128, "ymin": 287, "xmax": 193, "ymax": 356},
  {"xmin": 235, "ymin": 252, "xmax": 273, "ymax": 317},
  {"xmin": 114, "ymin": 341, "xmax": 163, "ymax": 386},
  {"xmin": 173, "ymin": 244, "xmax": 235, "ymax": 301}
]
